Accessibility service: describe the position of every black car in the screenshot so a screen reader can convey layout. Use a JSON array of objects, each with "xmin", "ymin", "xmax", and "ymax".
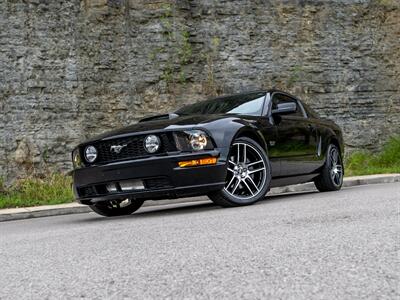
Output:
[{"xmin": 71, "ymin": 90, "xmax": 344, "ymax": 216}]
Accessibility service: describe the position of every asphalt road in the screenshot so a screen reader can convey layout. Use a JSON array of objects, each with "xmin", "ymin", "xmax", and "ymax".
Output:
[{"xmin": 0, "ymin": 183, "xmax": 399, "ymax": 299}]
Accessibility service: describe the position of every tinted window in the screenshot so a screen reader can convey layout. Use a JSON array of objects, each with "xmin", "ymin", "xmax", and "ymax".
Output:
[
  {"xmin": 176, "ymin": 92, "xmax": 266, "ymax": 116},
  {"xmin": 272, "ymin": 94, "xmax": 305, "ymax": 117}
]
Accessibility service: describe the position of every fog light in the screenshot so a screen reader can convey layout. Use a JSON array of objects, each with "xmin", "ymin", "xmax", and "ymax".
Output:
[
  {"xmin": 178, "ymin": 157, "xmax": 217, "ymax": 168},
  {"xmin": 84, "ymin": 145, "xmax": 97, "ymax": 163},
  {"xmin": 144, "ymin": 135, "xmax": 160, "ymax": 153}
]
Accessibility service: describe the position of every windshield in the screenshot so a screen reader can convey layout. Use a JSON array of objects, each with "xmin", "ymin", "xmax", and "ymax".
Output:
[{"xmin": 176, "ymin": 92, "xmax": 266, "ymax": 116}]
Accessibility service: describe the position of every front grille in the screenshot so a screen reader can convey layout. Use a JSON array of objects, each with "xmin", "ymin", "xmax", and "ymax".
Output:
[{"xmin": 89, "ymin": 133, "xmax": 176, "ymax": 164}]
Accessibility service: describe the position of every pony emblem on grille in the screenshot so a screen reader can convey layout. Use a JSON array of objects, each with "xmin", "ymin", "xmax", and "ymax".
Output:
[{"xmin": 110, "ymin": 144, "xmax": 127, "ymax": 154}]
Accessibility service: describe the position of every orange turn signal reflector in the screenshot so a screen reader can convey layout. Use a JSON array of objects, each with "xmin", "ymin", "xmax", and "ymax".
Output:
[{"xmin": 178, "ymin": 157, "xmax": 218, "ymax": 168}]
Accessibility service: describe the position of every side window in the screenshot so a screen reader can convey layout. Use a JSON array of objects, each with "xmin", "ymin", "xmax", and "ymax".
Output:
[
  {"xmin": 272, "ymin": 94, "xmax": 305, "ymax": 117},
  {"xmin": 227, "ymin": 95, "xmax": 265, "ymax": 116}
]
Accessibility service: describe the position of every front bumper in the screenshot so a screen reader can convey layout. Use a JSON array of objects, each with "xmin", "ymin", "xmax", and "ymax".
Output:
[{"xmin": 72, "ymin": 150, "xmax": 227, "ymax": 205}]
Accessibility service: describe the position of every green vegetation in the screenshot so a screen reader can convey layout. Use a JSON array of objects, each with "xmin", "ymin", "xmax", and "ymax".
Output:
[
  {"xmin": 202, "ymin": 36, "xmax": 221, "ymax": 96},
  {"xmin": 151, "ymin": 3, "xmax": 193, "ymax": 87},
  {"xmin": 151, "ymin": 4, "xmax": 222, "ymax": 94},
  {"xmin": 287, "ymin": 65, "xmax": 304, "ymax": 88},
  {"xmin": 345, "ymin": 136, "xmax": 400, "ymax": 176},
  {"xmin": 0, "ymin": 173, "xmax": 73, "ymax": 209},
  {"xmin": 374, "ymin": 0, "xmax": 397, "ymax": 7}
]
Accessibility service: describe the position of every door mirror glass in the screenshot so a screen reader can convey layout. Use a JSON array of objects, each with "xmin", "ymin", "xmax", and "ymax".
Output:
[{"xmin": 271, "ymin": 102, "xmax": 297, "ymax": 115}]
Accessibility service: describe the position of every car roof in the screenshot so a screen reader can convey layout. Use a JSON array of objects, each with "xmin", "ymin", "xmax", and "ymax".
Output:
[{"xmin": 209, "ymin": 89, "xmax": 296, "ymax": 100}]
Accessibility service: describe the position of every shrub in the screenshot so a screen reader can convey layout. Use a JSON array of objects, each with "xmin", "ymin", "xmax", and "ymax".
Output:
[
  {"xmin": 0, "ymin": 173, "xmax": 73, "ymax": 209},
  {"xmin": 346, "ymin": 136, "xmax": 400, "ymax": 176}
]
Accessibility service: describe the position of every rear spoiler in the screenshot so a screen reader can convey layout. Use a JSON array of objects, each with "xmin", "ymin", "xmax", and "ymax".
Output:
[{"xmin": 138, "ymin": 113, "xmax": 179, "ymax": 123}]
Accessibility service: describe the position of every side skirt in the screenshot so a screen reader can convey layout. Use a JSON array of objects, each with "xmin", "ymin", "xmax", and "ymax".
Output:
[{"xmin": 270, "ymin": 173, "xmax": 319, "ymax": 188}]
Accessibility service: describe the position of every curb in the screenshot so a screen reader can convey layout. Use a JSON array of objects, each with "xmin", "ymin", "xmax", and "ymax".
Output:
[{"xmin": 1, "ymin": 174, "xmax": 399, "ymax": 222}]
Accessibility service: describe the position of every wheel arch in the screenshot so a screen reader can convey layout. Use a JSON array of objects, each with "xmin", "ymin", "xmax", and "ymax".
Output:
[
  {"xmin": 234, "ymin": 128, "xmax": 268, "ymax": 155},
  {"xmin": 328, "ymin": 136, "xmax": 343, "ymax": 158}
]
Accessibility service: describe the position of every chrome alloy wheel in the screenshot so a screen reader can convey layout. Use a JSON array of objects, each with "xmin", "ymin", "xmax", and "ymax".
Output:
[
  {"xmin": 224, "ymin": 142, "xmax": 267, "ymax": 200},
  {"xmin": 329, "ymin": 147, "xmax": 343, "ymax": 186}
]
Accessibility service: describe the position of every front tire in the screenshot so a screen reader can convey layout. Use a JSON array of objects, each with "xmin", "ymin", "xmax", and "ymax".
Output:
[
  {"xmin": 89, "ymin": 198, "xmax": 144, "ymax": 217},
  {"xmin": 208, "ymin": 137, "xmax": 271, "ymax": 207},
  {"xmin": 314, "ymin": 144, "xmax": 344, "ymax": 192}
]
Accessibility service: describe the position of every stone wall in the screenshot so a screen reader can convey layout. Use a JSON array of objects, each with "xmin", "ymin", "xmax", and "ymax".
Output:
[{"xmin": 1, "ymin": 0, "xmax": 399, "ymax": 180}]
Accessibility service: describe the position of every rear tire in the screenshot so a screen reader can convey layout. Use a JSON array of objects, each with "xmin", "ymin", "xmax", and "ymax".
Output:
[
  {"xmin": 208, "ymin": 137, "xmax": 271, "ymax": 207},
  {"xmin": 314, "ymin": 144, "xmax": 343, "ymax": 192},
  {"xmin": 89, "ymin": 198, "xmax": 144, "ymax": 217}
]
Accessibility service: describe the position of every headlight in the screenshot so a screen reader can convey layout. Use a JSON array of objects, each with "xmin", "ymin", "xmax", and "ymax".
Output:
[
  {"xmin": 84, "ymin": 145, "xmax": 98, "ymax": 163},
  {"xmin": 72, "ymin": 148, "xmax": 83, "ymax": 169},
  {"xmin": 188, "ymin": 130, "xmax": 208, "ymax": 151},
  {"xmin": 144, "ymin": 135, "xmax": 161, "ymax": 153},
  {"xmin": 173, "ymin": 130, "xmax": 213, "ymax": 151}
]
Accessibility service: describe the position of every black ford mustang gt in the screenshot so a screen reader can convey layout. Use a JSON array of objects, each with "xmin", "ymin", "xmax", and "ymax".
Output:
[{"xmin": 71, "ymin": 90, "xmax": 344, "ymax": 216}]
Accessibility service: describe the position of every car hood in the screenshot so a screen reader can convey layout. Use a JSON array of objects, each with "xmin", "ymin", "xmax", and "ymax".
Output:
[{"xmin": 82, "ymin": 114, "xmax": 231, "ymax": 144}]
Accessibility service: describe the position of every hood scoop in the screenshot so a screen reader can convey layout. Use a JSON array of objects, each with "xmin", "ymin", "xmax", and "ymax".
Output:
[{"xmin": 138, "ymin": 113, "xmax": 180, "ymax": 123}]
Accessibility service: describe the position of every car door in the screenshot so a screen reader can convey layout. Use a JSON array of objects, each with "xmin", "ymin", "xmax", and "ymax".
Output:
[{"xmin": 270, "ymin": 93, "xmax": 318, "ymax": 176}]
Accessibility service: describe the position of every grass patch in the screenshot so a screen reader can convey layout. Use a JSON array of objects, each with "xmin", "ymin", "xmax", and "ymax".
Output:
[
  {"xmin": 0, "ymin": 173, "xmax": 73, "ymax": 209},
  {"xmin": 345, "ymin": 135, "xmax": 400, "ymax": 176}
]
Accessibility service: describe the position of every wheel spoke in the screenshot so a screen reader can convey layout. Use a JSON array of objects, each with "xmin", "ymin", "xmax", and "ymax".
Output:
[
  {"xmin": 242, "ymin": 179, "xmax": 254, "ymax": 195},
  {"xmin": 330, "ymin": 170, "xmax": 336, "ymax": 181},
  {"xmin": 247, "ymin": 160, "xmax": 263, "ymax": 167},
  {"xmin": 335, "ymin": 172, "xmax": 340, "ymax": 184},
  {"xmin": 331, "ymin": 150, "xmax": 338, "ymax": 165},
  {"xmin": 224, "ymin": 141, "xmax": 268, "ymax": 199},
  {"xmin": 248, "ymin": 167, "xmax": 265, "ymax": 175},
  {"xmin": 120, "ymin": 199, "xmax": 131, "ymax": 208},
  {"xmin": 229, "ymin": 160, "xmax": 236, "ymax": 166},
  {"xmin": 232, "ymin": 179, "xmax": 241, "ymax": 194},
  {"xmin": 247, "ymin": 176, "xmax": 260, "ymax": 192},
  {"xmin": 110, "ymin": 200, "xmax": 120, "ymax": 209},
  {"xmin": 225, "ymin": 176, "xmax": 235, "ymax": 189}
]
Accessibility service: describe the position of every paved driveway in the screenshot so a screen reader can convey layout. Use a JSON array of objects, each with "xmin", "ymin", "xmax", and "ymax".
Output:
[{"xmin": 0, "ymin": 183, "xmax": 398, "ymax": 299}]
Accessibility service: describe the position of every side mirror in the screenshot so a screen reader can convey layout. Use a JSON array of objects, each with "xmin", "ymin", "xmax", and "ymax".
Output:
[{"xmin": 271, "ymin": 102, "xmax": 297, "ymax": 115}]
